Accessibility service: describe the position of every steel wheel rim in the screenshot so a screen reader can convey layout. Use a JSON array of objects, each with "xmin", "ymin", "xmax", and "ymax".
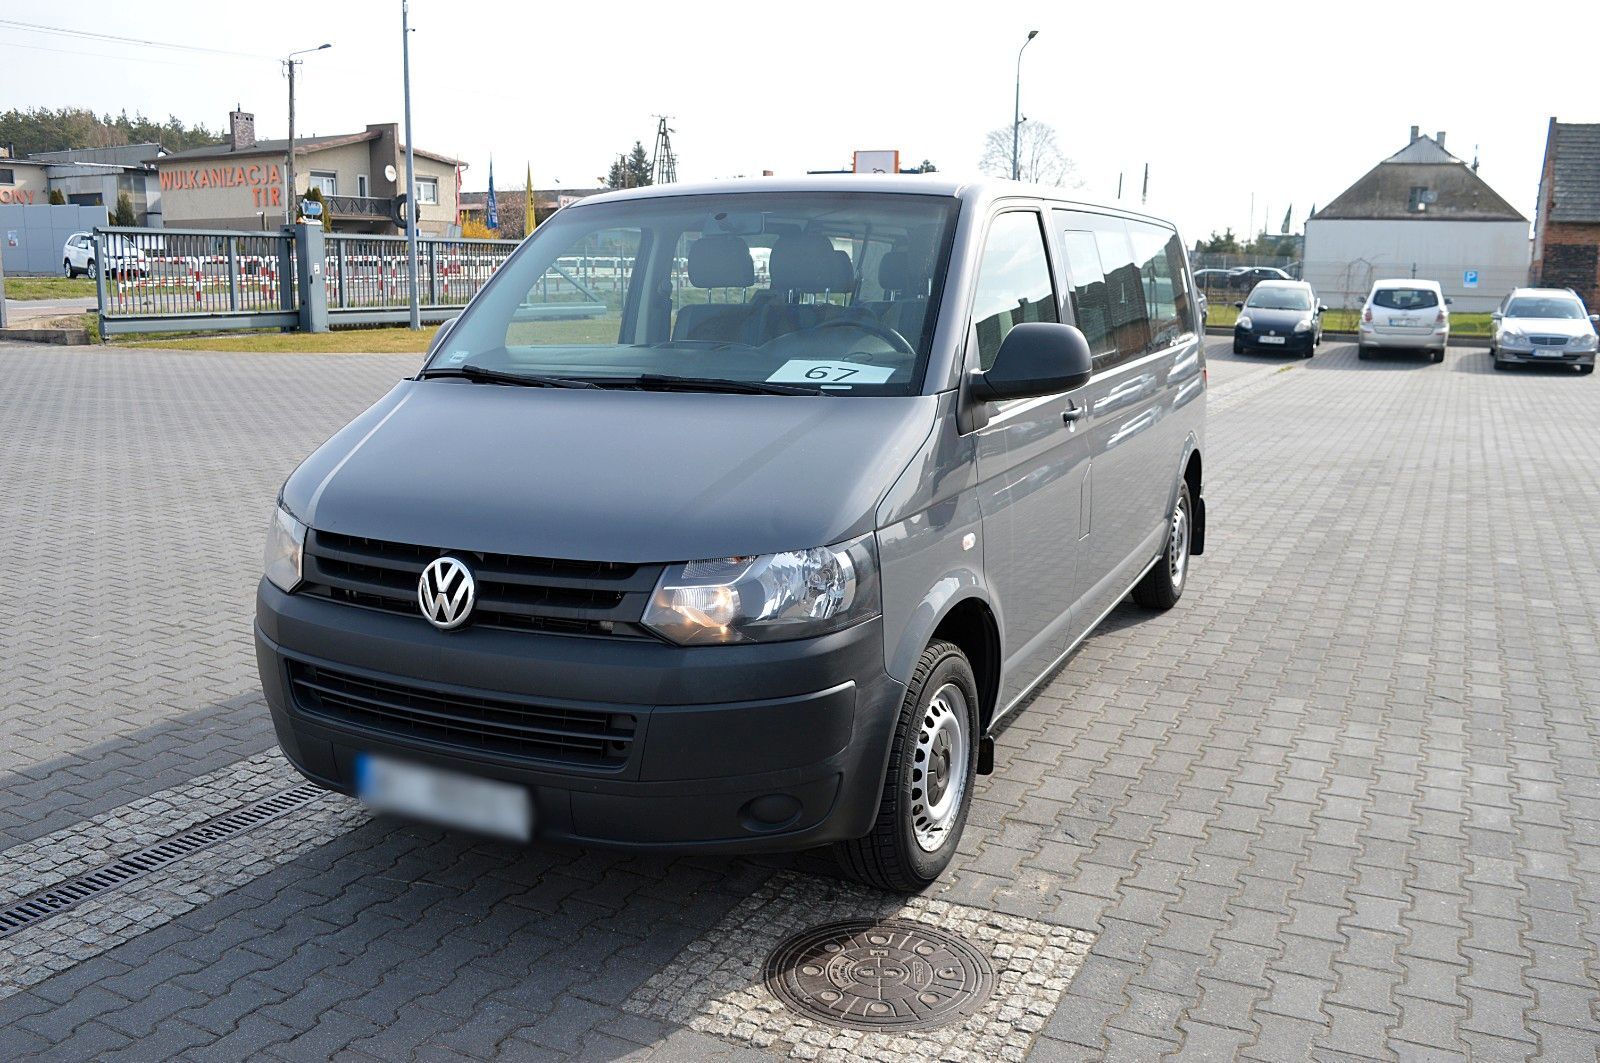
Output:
[
  {"xmin": 910, "ymin": 682, "xmax": 969, "ymax": 853},
  {"xmin": 1168, "ymin": 497, "xmax": 1190, "ymax": 587}
]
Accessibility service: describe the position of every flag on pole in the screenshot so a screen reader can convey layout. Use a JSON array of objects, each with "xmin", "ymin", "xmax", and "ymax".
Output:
[
  {"xmin": 1281, "ymin": 204, "xmax": 1292, "ymax": 235},
  {"xmin": 524, "ymin": 163, "xmax": 535, "ymax": 235},
  {"xmin": 486, "ymin": 158, "xmax": 499, "ymax": 231}
]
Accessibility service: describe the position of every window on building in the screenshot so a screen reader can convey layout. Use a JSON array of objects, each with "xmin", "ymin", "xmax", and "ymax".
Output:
[
  {"xmin": 0, "ymin": 168, "xmax": 14, "ymax": 185},
  {"xmin": 969, "ymin": 211, "xmax": 1058, "ymax": 372},
  {"xmin": 356, "ymin": 174, "xmax": 368, "ymax": 198},
  {"xmin": 1407, "ymin": 186, "xmax": 1430, "ymax": 213},
  {"xmin": 309, "ymin": 171, "xmax": 337, "ymax": 196},
  {"xmin": 415, "ymin": 177, "xmax": 439, "ymax": 205}
]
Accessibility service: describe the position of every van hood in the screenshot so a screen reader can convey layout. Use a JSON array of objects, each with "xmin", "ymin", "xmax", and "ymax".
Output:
[{"xmin": 282, "ymin": 380, "xmax": 938, "ymax": 563}]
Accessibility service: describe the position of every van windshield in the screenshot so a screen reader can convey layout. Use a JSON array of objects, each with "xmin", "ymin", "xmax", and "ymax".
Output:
[
  {"xmin": 433, "ymin": 191, "xmax": 960, "ymax": 395},
  {"xmin": 1245, "ymin": 287, "xmax": 1312, "ymax": 311}
]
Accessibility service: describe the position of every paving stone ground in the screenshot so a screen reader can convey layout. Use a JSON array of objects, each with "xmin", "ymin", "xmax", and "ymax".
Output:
[{"xmin": 0, "ymin": 339, "xmax": 1597, "ymax": 1061}]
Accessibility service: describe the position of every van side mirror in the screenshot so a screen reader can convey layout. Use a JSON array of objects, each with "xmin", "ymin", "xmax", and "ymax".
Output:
[
  {"xmin": 425, "ymin": 315, "xmax": 460, "ymax": 358},
  {"xmin": 969, "ymin": 323, "xmax": 1094, "ymax": 403}
]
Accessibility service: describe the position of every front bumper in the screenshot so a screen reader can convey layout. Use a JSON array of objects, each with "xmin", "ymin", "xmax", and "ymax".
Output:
[
  {"xmin": 255, "ymin": 580, "xmax": 905, "ymax": 853},
  {"xmin": 1496, "ymin": 345, "xmax": 1595, "ymax": 366},
  {"xmin": 1235, "ymin": 326, "xmax": 1314, "ymax": 352}
]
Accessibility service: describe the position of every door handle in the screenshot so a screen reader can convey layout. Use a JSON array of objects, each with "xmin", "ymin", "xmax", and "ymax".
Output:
[{"xmin": 1062, "ymin": 402, "xmax": 1086, "ymax": 424}]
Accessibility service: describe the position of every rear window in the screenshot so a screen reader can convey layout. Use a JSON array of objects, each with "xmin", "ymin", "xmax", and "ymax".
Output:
[{"xmin": 1372, "ymin": 288, "xmax": 1438, "ymax": 310}]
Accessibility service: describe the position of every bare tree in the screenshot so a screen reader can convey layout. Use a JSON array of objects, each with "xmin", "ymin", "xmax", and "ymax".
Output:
[{"xmin": 978, "ymin": 122, "xmax": 1079, "ymax": 186}]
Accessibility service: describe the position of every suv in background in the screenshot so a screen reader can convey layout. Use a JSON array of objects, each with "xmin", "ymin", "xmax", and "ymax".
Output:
[
  {"xmin": 1232, "ymin": 280, "xmax": 1323, "ymax": 357},
  {"xmin": 1230, "ymin": 266, "xmax": 1293, "ymax": 292},
  {"xmin": 1357, "ymin": 279, "xmax": 1449, "ymax": 363},
  {"xmin": 1490, "ymin": 288, "xmax": 1598, "ymax": 375},
  {"xmin": 62, "ymin": 231, "xmax": 149, "ymax": 280}
]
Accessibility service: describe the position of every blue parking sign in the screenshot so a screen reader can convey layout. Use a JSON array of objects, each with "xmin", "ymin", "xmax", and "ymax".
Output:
[{"xmin": 1463, "ymin": 270, "xmax": 1479, "ymax": 288}]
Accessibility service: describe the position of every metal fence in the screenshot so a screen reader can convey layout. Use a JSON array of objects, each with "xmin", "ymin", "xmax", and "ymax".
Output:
[{"xmin": 95, "ymin": 225, "xmax": 520, "ymax": 336}]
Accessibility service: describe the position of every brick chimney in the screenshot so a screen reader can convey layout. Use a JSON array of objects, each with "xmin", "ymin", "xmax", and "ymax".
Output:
[
  {"xmin": 1409, "ymin": 125, "xmax": 1420, "ymax": 143},
  {"xmin": 230, "ymin": 108, "xmax": 256, "ymax": 151},
  {"xmin": 1435, "ymin": 131, "xmax": 1446, "ymax": 151}
]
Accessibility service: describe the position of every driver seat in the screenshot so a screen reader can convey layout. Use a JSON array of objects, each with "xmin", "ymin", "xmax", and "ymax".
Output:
[{"xmin": 751, "ymin": 233, "xmax": 872, "ymax": 344}]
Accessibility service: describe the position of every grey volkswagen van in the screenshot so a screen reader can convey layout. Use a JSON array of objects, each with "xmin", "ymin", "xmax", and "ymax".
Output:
[{"xmin": 256, "ymin": 176, "xmax": 1207, "ymax": 891}]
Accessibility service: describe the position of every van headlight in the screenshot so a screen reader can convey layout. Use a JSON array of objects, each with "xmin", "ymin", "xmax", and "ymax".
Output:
[
  {"xmin": 263, "ymin": 505, "xmax": 308, "ymax": 592},
  {"xmin": 643, "ymin": 534, "xmax": 879, "ymax": 645}
]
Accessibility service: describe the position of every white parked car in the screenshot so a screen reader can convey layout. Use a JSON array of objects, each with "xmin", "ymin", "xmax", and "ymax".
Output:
[
  {"xmin": 1357, "ymin": 279, "xmax": 1450, "ymax": 363},
  {"xmin": 62, "ymin": 232, "xmax": 149, "ymax": 280},
  {"xmin": 1489, "ymin": 288, "xmax": 1597, "ymax": 375}
]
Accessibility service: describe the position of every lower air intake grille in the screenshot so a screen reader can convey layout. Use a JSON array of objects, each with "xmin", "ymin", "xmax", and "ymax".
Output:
[{"xmin": 288, "ymin": 661, "xmax": 635, "ymax": 767}]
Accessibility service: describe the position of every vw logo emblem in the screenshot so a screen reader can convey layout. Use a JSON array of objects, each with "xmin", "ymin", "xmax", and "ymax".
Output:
[{"xmin": 418, "ymin": 557, "xmax": 476, "ymax": 630}]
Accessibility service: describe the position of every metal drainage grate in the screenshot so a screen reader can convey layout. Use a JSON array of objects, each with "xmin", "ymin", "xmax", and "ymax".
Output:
[
  {"xmin": 764, "ymin": 918, "xmax": 995, "ymax": 1032},
  {"xmin": 0, "ymin": 782, "xmax": 325, "ymax": 939}
]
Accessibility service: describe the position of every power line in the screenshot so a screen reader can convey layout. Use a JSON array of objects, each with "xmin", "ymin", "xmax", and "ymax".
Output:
[
  {"xmin": 0, "ymin": 38, "xmax": 212, "ymax": 69},
  {"xmin": 0, "ymin": 17, "xmax": 275, "ymax": 60}
]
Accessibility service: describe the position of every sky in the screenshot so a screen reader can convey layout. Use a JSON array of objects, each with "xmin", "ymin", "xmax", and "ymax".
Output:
[{"xmin": 3, "ymin": 0, "xmax": 1597, "ymax": 243}]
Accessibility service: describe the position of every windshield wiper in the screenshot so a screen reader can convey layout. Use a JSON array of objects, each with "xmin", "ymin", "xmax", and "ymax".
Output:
[
  {"xmin": 417, "ymin": 364, "xmax": 601, "ymax": 389},
  {"xmin": 608, "ymin": 374, "xmax": 819, "ymax": 396}
]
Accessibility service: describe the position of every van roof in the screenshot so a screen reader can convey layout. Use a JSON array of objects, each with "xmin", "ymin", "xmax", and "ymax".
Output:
[{"xmin": 572, "ymin": 174, "xmax": 1179, "ymax": 228}]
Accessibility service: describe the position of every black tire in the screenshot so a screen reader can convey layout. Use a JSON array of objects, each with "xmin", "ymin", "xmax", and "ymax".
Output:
[
  {"xmin": 1430, "ymin": 348, "xmax": 1445, "ymax": 364},
  {"xmin": 86, "ymin": 259, "xmax": 98, "ymax": 280},
  {"xmin": 836, "ymin": 640, "xmax": 978, "ymax": 893},
  {"xmin": 1232, "ymin": 340, "xmax": 1243, "ymax": 355},
  {"xmin": 1357, "ymin": 343, "xmax": 1370, "ymax": 360},
  {"xmin": 1133, "ymin": 480, "xmax": 1192, "ymax": 610},
  {"xmin": 63, "ymin": 259, "xmax": 77, "ymax": 279},
  {"xmin": 1580, "ymin": 364, "xmax": 1594, "ymax": 376}
]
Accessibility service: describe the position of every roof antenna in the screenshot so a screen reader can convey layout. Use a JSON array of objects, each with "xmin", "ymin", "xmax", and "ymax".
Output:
[{"xmin": 1472, "ymin": 144, "xmax": 1480, "ymax": 172}]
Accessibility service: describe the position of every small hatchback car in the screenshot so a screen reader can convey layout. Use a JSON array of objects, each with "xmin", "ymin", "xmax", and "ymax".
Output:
[
  {"xmin": 256, "ymin": 177, "xmax": 1208, "ymax": 891},
  {"xmin": 1357, "ymin": 279, "xmax": 1450, "ymax": 362},
  {"xmin": 1489, "ymin": 288, "xmax": 1597, "ymax": 374},
  {"xmin": 1232, "ymin": 280, "xmax": 1323, "ymax": 356}
]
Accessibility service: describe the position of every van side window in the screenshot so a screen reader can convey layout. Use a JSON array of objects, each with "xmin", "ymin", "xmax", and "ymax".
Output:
[
  {"xmin": 504, "ymin": 227, "xmax": 644, "ymax": 347},
  {"xmin": 970, "ymin": 211, "xmax": 1058, "ymax": 372},
  {"xmin": 1056, "ymin": 211, "xmax": 1147, "ymax": 368},
  {"xmin": 1127, "ymin": 220, "xmax": 1193, "ymax": 350},
  {"xmin": 1054, "ymin": 220, "xmax": 1116, "ymax": 365}
]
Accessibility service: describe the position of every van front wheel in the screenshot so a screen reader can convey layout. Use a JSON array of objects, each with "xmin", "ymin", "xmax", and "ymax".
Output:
[
  {"xmin": 1133, "ymin": 481, "xmax": 1192, "ymax": 610},
  {"xmin": 836, "ymin": 639, "xmax": 978, "ymax": 892}
]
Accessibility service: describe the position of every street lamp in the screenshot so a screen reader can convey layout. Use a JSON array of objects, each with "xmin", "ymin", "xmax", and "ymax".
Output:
[
  {"xmin": 1011, "ymin": 29, "xmax": 1038, "ymax": 182},
  {"xmin": 284, "ymin": 43, "xmax": 332, "ymax": 225},
  {"xmin": 401, "ymin": 0, "xmax": 421, "ymax": 329}
]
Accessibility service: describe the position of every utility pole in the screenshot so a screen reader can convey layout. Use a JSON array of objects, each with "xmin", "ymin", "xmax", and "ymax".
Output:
[
  {"xmin": 1141, "ymin": 163, "xmax": 1149, "ymax": 206},
  {"xmin": 284, "ymin": 43, "xmax": 331, "ymax": 225},
  {"xmin": 402, "ymin": 0, "xmax": 421, "ymax": 329},
  {"xmin": 1011, "ymin": 29, "xmax": 1038, "ymax": 181}
]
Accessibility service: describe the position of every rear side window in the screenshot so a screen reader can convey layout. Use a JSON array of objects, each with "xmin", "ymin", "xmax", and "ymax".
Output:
[
  {"xmin": 970, "ymin": 211, "xmax": 1058, "ymax": 371},
  {"xmin": 1127, "ymin": 220, "xmax": 1192, "ymax": 349},
  {"xmin": 1056, "ymin": 227, "xmax": 1116, "ymax": 364},
  {"xmin": 1056, "ymin": 210, "xmax": 1166, "ymax": 368},
  {"xmin": 1372, "ymin": 288, "xmax": 1438, "ymax": 310}
]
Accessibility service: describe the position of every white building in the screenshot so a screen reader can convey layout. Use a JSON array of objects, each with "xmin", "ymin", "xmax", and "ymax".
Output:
[{"xmin": 1303, "ymin": 128, "xmax": 1529, "ymax": 313}]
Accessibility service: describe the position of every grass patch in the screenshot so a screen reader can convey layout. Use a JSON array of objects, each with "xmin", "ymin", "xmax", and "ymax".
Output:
[
  {"xmin": 122, "ymin": 325, "xmax": 442, "ymax": 353},
  {"xmin": 1205, "ymin": 303, "xmax": 1491, "ymax": 337},
  {"xmin": 4, "ymin": 276, "xmax": 97, "ymax": 300}
]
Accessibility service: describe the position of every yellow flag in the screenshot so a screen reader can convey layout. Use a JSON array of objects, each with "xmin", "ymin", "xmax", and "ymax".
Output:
[{"xmin": 525, "ymin": 163, "xmax": 535, "ymax": 235}]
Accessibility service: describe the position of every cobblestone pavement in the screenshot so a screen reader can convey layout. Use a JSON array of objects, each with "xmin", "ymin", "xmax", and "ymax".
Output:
[{"xmin": 1, "ymin": 339, "xmax": 1597, "ymax": 1061}]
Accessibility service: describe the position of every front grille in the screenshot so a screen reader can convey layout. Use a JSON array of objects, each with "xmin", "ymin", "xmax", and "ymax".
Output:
[
  {"xmin": 300, "ymin": 530, "xmax": 661, "ymax": 638},
  {"xmin": 1530, "ymin": 335, "xmax": 1567, "ymax": 346},
  {"xmin": 287, "ymin": 660, "xmax": 636, "ymax": 766}
]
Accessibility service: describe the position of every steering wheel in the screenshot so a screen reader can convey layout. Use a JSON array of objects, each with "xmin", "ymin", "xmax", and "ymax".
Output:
[{"xmin": 812, "ymin": 317, "xmax": 916, "ymax": 356}]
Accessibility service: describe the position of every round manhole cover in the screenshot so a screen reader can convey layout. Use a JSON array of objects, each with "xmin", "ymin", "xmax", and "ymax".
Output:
[{"xmin": 763, "ymin": 918, "xmax": 994, "ymax": 1031}]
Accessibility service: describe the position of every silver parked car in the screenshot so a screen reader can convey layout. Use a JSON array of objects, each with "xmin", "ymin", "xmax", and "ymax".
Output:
[
  {"xmin": 1489, "ymin": 288, "xmax": 1598, "ymax": 374},
  {"xmin": 254, "ymin": 176, "xmax": 1208, "ymax": 891},
  {"xmin": 1357, "ymin": 278, "xmax": 1450, "ymax": 362}
]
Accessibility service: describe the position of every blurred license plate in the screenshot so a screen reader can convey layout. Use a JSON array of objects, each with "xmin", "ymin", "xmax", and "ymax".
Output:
[
  {"xmin": 356, "ymin": 754, "xmax": 531, "ymax": 841},
  {"xmin": 1390, "ymin": 316, "xmax": 1418, "ymax": 327},
  {"xmin": 1535, "ymin": 348, "xmax": 1563, "ymax": 357},
  {"xmin": 1259, "ymin": 335, "xmax": 1286, "ymax": 345}
]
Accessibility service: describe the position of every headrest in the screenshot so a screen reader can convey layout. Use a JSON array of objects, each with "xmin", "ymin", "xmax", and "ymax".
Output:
[
  {"xmin": 829, "ymin": 250, "xmax": 855, "ymax": 292},
  {"xmin": 877, "ymin": 250, "xmax": 911, "ymax": 292},
  {"xmin": 687, "ymin": 233, "xmax": 755, "ymax": 289},
  {"xmin": 770, "ymin": 233, "xmax": 848, "ymax": 293}
]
